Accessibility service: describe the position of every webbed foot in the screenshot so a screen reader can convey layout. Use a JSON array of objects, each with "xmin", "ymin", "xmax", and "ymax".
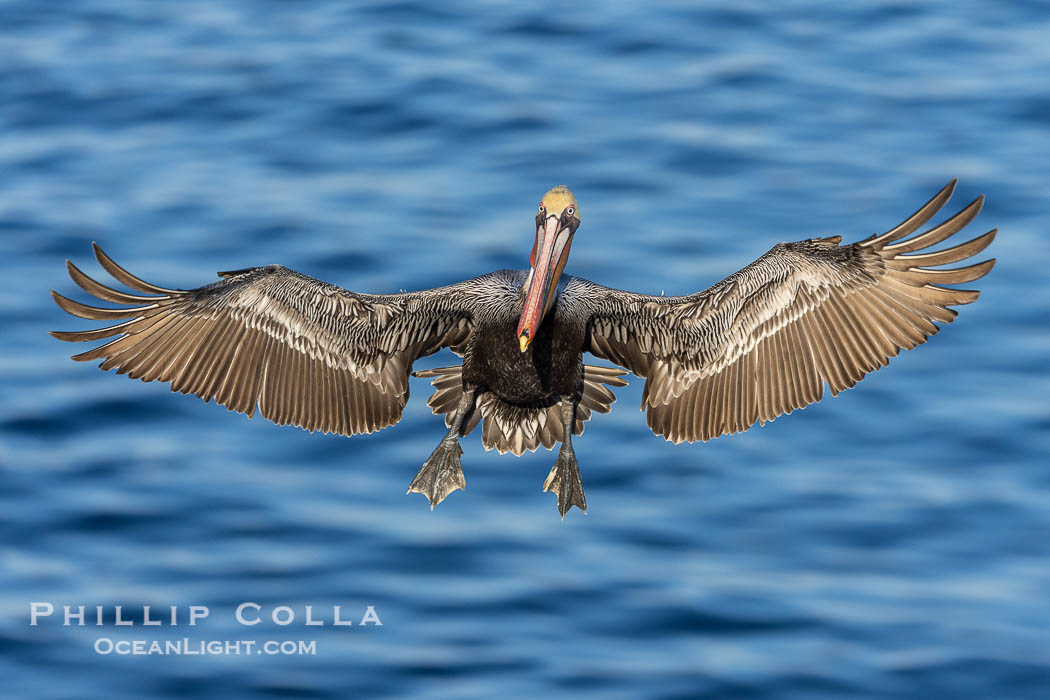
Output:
[
  {"xmin": 408, "ymin": 439, "xmax": 465, "ymax": 510},
  {"xmin": 543, "ymin": 448, "xmax": 587, "ymax": 518}
]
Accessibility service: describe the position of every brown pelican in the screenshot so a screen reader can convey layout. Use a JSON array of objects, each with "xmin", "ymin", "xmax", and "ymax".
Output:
[{"xmin": 51, "ymin": 181, "xmax": 995, "ymax": 517}]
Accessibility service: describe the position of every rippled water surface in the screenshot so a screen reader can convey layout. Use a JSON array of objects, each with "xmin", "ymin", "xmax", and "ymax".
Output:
[{"xmin": 2, "ymin": 1, "xmax": 1049, "ymax": 698}]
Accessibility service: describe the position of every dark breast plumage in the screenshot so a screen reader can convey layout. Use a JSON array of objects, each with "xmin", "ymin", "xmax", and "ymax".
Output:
[{"xmin": 464, "ymin": 273, "xmax": 587, "ymax": 405}]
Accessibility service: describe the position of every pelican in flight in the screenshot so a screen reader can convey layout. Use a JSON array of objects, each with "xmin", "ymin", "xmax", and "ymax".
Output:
[{"xmin": 52, "ymin": 181, "xmax": 995, "ymax": 517}]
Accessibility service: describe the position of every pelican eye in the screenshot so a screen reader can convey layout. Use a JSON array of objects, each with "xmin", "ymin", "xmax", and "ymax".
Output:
[
  {"xmin": 566, "ymin": 206, "xmax": 575, "ymax": 217},
  {"xmin": 538, "ymin": 203, "xmax": 545, "ymax": 213}
]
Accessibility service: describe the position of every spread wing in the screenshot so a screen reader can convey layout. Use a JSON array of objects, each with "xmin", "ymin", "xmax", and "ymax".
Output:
[
  {"xmin": 582, "ymin": 180, "xmax": 996, "ymax": 443},
  {"xmin": 51, "ymin": 243, "xmax": 478, "ymax": 436}
]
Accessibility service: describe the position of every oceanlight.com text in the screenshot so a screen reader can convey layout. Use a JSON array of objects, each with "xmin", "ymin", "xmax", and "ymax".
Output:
[{"xmin": 94, "ymin": 638, "xmax": 317, "ymax": 655}]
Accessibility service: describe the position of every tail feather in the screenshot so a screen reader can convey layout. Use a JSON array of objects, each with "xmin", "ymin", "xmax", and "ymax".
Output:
[{"xmin": 414, "ymin": 364, "xmax": 628, "ymax": 455}]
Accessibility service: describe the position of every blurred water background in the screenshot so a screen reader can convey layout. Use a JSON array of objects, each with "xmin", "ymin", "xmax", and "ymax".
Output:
[{"xmin": 1, "ymin": 1, "xmax": 1048, "ymax": 698}]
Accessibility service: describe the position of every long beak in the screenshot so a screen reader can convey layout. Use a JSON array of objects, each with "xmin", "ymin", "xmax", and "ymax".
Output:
[{"xmin": 517, "ymin": 215, "xmax": 572, "ymax": 352}]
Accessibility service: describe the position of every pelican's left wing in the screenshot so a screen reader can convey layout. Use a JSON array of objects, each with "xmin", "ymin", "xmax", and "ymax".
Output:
[
  {"xmin": 579, "ymin": 180, "xmax": 996, "ymax": 443},
  {"xmin": 51, "ymin": 244, "xmax": 479, "ymax": 436}
]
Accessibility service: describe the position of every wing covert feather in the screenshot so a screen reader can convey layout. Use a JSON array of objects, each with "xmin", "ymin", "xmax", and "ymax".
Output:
[
  {"xmin": 582, "ymin": 181, "xmax": 995, "ymax": 443},
  {"xmin": 51, "ymin": 243, "xmax": 483, "ymax": 436}
]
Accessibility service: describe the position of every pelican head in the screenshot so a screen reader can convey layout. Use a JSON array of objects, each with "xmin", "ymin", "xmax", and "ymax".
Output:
[{"xmin": 516, "ymin": 185, "xmax": 580, "ymax": 352}]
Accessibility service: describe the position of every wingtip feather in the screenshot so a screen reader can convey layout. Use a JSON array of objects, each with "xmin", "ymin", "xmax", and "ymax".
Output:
[{"xmin": 91, "ymin": 243, "xmax": 179, "ymax": 295}]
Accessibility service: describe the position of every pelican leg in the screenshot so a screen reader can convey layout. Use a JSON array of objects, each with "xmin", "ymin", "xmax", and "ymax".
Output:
[
  {"xmin": 408, "ymin": 387, "xmax": 477, "ymax": 510},
  {"xmin": 543, "ymin": 397, "xmax": 587, "ymax": 518}
]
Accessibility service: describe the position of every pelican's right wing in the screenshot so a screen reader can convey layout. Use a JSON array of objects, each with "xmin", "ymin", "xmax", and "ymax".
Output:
[
  {"xmin": 51, "ymin": 244, "xmax": 483, "ymax": 436},
  {"xmin": 580, "ymin": 180, "xmax": 996, "ymax": 443}
]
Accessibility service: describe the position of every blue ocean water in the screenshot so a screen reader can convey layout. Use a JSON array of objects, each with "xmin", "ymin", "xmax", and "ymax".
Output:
[{"xmin": 1, "ymin": 1, "xmax": 1048, "ymax": 697}]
